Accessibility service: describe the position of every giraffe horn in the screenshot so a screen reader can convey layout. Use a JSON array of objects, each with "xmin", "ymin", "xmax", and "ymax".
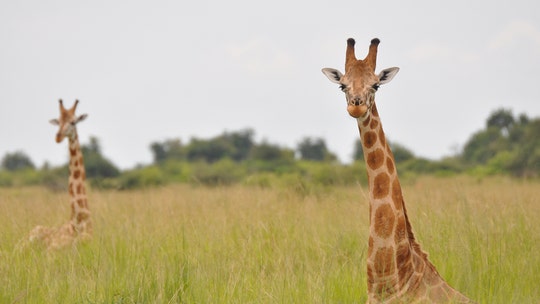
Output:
[
  {"xmin": 58, "ymin": 99, "xmax": 65, "ymax": 111},
  {"xmin": 364, "ymin": 38, "xmax": 380, "ymax": 72},
  {"xmin": 70, "ymin": 99, "xmax": 80, "ymax": 113},
  {"xmin": 345, "ymin": 38, "xmax": 357, "ymax": 71}
]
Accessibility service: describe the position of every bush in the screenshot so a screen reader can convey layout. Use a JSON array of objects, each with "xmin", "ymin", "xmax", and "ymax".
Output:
[
  {"xmin": 191, "ymin": 159, "xmax": 244, "ymax": 186},
  {"xmin": 119, "ymin": 166, "xmax": 166, "ymax": 190}
]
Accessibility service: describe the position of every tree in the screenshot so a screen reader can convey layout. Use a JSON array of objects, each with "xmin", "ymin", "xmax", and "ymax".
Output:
[
  {"xmin": 297, "ymin": 137, "xmax": 336, "ymax": 161},
  {"xmin": 461, "ymin": 128, "xmax": 503, "ymax": 164},
  {"xmin": 352, "ymin": 139, "xmax": 363, "ymax": 161},
  {"xmin": 486, "ymin": 108, "xmax": 514, "ymax": 135},
  {"xmin": 221, "ymin": 129, "xmax": 255, "ymax": 161},
  {"xmin": 150, "ymin": 139, "xmax": 184, "ymax": 163},
  {"xmin": 390, "ymin": 142, "xmax": 415, "ymax": 163},
  {"xmin": 1, "ymin": 151, "xmax": 35, "ymax": 171},
  {"xmin": 81, "ymin": 137, "xmax": 120, "ymax": 178},
  {"xmin": 186, "ymin": 137, "xmax": 235, "ymax": 163}
]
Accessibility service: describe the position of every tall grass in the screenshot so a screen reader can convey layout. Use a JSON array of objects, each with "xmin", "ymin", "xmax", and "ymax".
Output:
[{"xmin": 1, "ymin": 176, "xmax": 539, "ymax": 303}]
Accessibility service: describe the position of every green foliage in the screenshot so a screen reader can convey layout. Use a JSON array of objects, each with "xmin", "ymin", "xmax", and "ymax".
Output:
[
  {"xmin": 41, "ymin": 165, "xmax": 69, "ymax": 191},
  {"xmin": 1, "ymin": 151, "xmax": 35, "ymax": 171},
  {"xmin": 118, "ymin": 166, "xmax": 166, "ymax": 189},
  {"xmin": 81, "ymin": 137, "xmax": 120, "ymax": 179},
  {"xmin": 150, "ymin": 129, "xmax": 255, "ymax": 164},
  {"xmin": 461, "ymin": 109, "xmax": 540, "ymax": 177},
  {"xmin": 2, "ymin": 108, "xmax": 540, "ymax": 190},
  {"xmin": 191, "ymin": 159, "xmax": 245, "ymax": 186},
  {"xmin": 390, "ymin": 142, "xmax": 415, "ymax": 163},
  {"xmin": 297, "ymin": 137, "xmax": 337, "ymax": 161}
]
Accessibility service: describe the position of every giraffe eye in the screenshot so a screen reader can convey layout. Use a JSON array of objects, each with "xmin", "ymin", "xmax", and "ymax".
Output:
[
  {"xmin": 372, "ymin": 84, "xmax": 380, "ymax": 91},
  {"xmin": 339, "ymin": 84, "xmax": 347, "ymax": 91}
]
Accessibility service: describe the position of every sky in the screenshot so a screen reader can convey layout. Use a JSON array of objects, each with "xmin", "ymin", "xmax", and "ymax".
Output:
[{"xmin": 1, "ymin": 0, "xmax": 539, "ymax": 169}]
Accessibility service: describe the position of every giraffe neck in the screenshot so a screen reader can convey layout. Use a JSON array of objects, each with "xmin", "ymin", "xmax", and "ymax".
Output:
[
  {"xmin": 357, "ymin": 103, "xmax": 436, "ymax": 299},
  {"xmin": 67, "ymin": 132, "xmax": 92, "ymax": 235}
]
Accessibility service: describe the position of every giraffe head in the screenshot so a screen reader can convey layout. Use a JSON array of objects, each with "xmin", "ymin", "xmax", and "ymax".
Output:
[
  {"xmin": 322, "ymin": 38, "xmax": 399, "ymax": 118},
  {"xmin": 50, "ymin": 99, "xmax": 88, "ymax": 143}
]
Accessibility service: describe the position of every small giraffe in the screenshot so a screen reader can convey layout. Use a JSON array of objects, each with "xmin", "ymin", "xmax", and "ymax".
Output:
[
  {"xmin": 322, "ymin": 38, "xmax": 473, "ymax": 303},
  {"xmin": 26, "ymin": 99, "xmax": 92, "ymax": 250}
]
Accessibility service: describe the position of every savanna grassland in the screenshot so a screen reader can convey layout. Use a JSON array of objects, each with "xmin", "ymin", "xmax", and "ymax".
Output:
[{"xmin": 1, "ymin": 176, "xmax": 539, "ymax": 303}]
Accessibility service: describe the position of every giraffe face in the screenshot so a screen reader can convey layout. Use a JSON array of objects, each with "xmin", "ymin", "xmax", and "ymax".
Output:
[
  {"xmin": 322, "ymin": 38, "xmax": 399, "ymax": 119},
  {"xmin": 50, "ymin": 99, "xmax": 87, "ymax": 143}
]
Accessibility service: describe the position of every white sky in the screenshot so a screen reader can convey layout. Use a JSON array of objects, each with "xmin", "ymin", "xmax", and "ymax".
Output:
[{"xmin": 1, "ymin": 0, "xmax": 539, "ymax": 169}]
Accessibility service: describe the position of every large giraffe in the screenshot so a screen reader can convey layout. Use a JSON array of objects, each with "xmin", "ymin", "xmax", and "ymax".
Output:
[
  {"xmin": 322, "ymin": 38, "xmax": 473, "ymax": 303},
  {"xmin": 27, "ymin": 99, "xmax": 92, "ymax": 250}
]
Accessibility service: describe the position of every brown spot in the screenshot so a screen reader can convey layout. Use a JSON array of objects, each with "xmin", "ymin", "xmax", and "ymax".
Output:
[
  {"xmin": 70, "ymin": 147, "xmax": 77, "ymax": 157},
  {"xmin": 394, "ymin": 216, "xmax": 407, "ymax": 244},
  {"xmin": 68, "ymin": 182, "xmax": 74, "ymax": 195},
  {"xmin": 81, "ymin": 171, "xmax": 86, "ymax": 180},
  {"xmin": 79, "ymin": 155, "xmax": 84, "ymax": 165},
  {"xmin": 413, "ymin": 252, "xmax": 426, "ymax": 273},
  {"xmin": 73, "ymin": 159, "xmax": 79, "ymax": 167},
  {"xmin": 367, "ymin": 264, "xmax": 374, "ymax": 285},
  {"xmin": 386, "ymin": 157, "xmax": 395, "ymax": 174},
  {"xmin": 374, "ymin": 246, "xmax": 395, "ymax": 277},
  {"xmin": 368, "ymin": 236, "xmax": 374, "ymax": 257},
  {"xmin": 372, "ymin": 105, "xmax": 379, "ymax": 117},
  {"xmin": 76, "ymin": 183, "xmax": 83, "ymax": 194},
  {"xmin": 370, "ymin": 118, "xmax": 379, "ymax": 130},
  {"xmin": 398, "ymin": 261, "xmax": 413, "ymax": 287},
  {"xmin": 367, "ymin": 148, "xmax": 385, "ymax": 170},
  {"xmin": 407, "ymin": 272, "xmax": 423, "ymax": 291},
  {"xmin": 73, "ymin": 169, "xmax": 80, "ymax": 179},
  {"xmin": 373, "ymin": 173, "xmax": 390, "ymax": 199},
  {"xmin": 396, "ymin": 242, "xmax": 411, "ymax": 269},
  {"xmin": 374, "ymin": 204, "xmax": 395, "ymax": 239},
  {"xmin": 77, "ymin": 198, "xmax": 87, "ymax": 208},
  {"xmin": 378, "ymin": 129, "xmax": 386, "ymax": 147},
  {"xmin": 363, "ymin": 131, "xmax": 378, "ymax": 149},
  {"xmin": 76, "ymin": 212, "xmax": 89, "ymax": 222},
  {"xmin": 391, "ymin": 178, "xmax": 403, "ymax": 210},
  {"xmin": 363, "ymin": 116, "xmax": 371, "ymax": 127}
]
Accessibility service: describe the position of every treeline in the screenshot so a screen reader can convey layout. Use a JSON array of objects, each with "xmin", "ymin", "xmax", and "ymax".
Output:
[{"xmin": 1, "ymin": 108, "xmax": 539, "ymax": 190}]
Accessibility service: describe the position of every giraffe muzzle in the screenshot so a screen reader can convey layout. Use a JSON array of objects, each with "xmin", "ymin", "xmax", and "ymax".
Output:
[{"xmin": 347, "ymin": 104, "xmax": 368, "ymax": 118}]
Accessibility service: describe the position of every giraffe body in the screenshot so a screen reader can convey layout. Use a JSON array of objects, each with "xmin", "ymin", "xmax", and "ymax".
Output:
[
  {"xmin": 322, "ymin": 38, "xmax": 473, "ymax": 303},
  {"xmin": 25, "ymin": 99, "xmax": 91, "ymax": 250}
]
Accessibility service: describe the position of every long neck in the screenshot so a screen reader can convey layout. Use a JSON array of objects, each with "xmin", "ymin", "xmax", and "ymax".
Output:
[
  {"xmin": 67, "ymin": 131, "xmax": 91, "ymax": 235},
  {"xmin": 357, "ymin": 103, "xmax": 420, "ymax": 297}
]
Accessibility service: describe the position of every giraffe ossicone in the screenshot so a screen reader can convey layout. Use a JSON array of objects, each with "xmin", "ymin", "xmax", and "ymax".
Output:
[
  {"xmin": 20, "ymin": 99, "xmax": 92, "ymax": 250},
  {"xmin": 322, "ymin": 38, "xmax": 474, "ymax": 303}
]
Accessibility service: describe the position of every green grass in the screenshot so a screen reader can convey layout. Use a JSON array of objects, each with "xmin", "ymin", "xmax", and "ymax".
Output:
[{"xmin": 1, "ymin": 176, "xmax": 539, "ymax": 303}]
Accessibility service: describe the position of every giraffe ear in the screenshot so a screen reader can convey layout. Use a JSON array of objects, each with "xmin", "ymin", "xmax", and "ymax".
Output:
[
  {"xmin": 377, "ymin": 67, "xmax": 399, "ymax": 85},
  {"xmin": 50, "ymin": 119, "xmax": 60, "ymax": 126},
  {"xmin": 322, "ymin": 68, "xmax": 343, "ymax": 84},
  {"xmin": 75, "ymin": 114, "xmax": 88, "ymax": 124}
]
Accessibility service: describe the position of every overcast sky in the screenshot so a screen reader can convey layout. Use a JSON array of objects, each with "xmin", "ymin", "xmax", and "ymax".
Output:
[{"xmin": 1, "ymin": 0, "xmax": 539, "ymax": 169}]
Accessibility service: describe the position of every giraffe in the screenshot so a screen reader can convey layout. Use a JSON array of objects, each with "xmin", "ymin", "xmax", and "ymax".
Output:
[
  {"xmin": 322, "ymin": 38, "xmax": 473, "ymax": 303},
  {"xmin": 26, "ymin": 99, "xmax": 92, "ymax": 250}
]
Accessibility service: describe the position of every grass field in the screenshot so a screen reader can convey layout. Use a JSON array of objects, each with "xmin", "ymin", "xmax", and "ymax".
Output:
[{"xmin": 1, "ymin": 176, "xmax": 539, "ymax": 303}]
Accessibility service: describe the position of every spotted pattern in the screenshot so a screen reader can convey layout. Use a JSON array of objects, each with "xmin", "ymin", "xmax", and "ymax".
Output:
[
  {"xmin": 373, "ymin": 172, "xmax": 390, "ymax": 199},
  {"xmin": 367, "ymin": 148, "xmax": 385, "ymax": 170},
  {"xmin": 374, "ymin": 246, "xmax": 395, "ymax": 277},
  {"xmin": 374, "ymin": 203, "xmax": 395, "ymax": 238},
  {"xmin": 363, "ymin": 131, "xmax": 378, "ymax": 149}
]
